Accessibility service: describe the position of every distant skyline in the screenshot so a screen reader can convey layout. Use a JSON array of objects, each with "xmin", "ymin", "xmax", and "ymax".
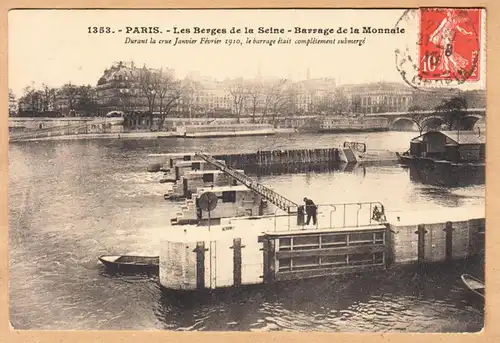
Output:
[{"xmin": 8, "ymin": 9, "xmax": 486, "ymax": 97}]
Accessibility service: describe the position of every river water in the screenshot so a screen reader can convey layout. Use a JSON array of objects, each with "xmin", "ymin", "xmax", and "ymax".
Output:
[{"xmin": 8, "ymin": 132, "xmax": 484, "ymax": 331}]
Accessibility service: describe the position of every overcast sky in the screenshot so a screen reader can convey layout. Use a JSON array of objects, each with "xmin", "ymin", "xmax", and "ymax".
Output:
[{"xmin": 8, "ymin": 9, "xmax": 486, "ymax": 96}]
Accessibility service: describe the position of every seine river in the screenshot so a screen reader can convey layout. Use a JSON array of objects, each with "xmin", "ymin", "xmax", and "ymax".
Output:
[{"xmin": 8, "ymin": 132, "xmax": 484, "ymax": 331}]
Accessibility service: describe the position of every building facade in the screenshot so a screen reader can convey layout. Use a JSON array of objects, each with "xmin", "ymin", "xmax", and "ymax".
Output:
[
  {"xmin": 95, "ymin": 61, "xmax": 149, "ymax": 115},
  {"xmin": 340, "ymin": 82, "xmax": 413, "ymax": 114},
  {"xmin": 292, "ymin": 77, "xmax": 337, "ymax": 112}
]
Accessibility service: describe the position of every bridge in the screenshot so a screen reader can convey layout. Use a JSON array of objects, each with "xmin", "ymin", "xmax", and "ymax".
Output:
[{"xmin": 366, "ymin": 108, "xmax": 486, "ymax": 131}]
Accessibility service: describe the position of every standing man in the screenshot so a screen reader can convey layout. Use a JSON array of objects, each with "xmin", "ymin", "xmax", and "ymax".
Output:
[{"xmin": 303, "ymin": 197, "xmax": 317, "ymax": 226}]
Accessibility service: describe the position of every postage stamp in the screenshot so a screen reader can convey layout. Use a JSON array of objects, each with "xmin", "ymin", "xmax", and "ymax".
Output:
[
  {"xmin": 394, "ymin": 8, "xmax": 484, "ymax": 90},
  {"xmin": 419, "ymin": 8, "xmax": 481, "ymax": 82}
]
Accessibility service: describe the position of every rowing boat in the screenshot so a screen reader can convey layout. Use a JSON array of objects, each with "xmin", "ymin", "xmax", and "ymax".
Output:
[
  {"xmin": 98, "ymin": 255, "xmax": 159, "ymax": 274},
  {"xmin": 461, "ymin": 274, "xmax": 485, "ymax": 299}
]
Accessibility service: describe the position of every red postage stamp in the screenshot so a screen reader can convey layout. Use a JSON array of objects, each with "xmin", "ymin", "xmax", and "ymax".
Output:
[{"xmin": 419, "ymin": 8, "xmax": 481, "ymax": 82}]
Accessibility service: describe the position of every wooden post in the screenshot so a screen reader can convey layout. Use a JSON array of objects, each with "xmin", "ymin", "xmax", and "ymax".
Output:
[
  {"xmin": 415, "ymin": 225, "xmax": 428, "ymax": 263},
  {"xmin": 444, "ymin": 221, "xmax": 454, "ymax": 261},
  {"xmin": 193, "ymin": 242, "xmax": 208, "ymax": 290},
  {"xmin": 230, "ymin": 238, "xmax": 245, "ymax": 286},
  {"xmin": 259, "ymin": 236, "xmax": 276, "ymax": 284}
]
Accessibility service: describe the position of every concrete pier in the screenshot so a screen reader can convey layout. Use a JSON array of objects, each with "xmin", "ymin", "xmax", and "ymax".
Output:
[
  {"xmin": 159, "ymin": 206, "xmax": 484, "ymax": 292},
  {"xmin": 386, "ymin": 207, "xmax": 485, "ymax": 264}
]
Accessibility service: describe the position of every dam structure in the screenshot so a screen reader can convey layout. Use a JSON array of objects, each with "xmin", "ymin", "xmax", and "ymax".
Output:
[{"xmin": 158, "ymin": 151, "xmax": 485, "ymax": 292}]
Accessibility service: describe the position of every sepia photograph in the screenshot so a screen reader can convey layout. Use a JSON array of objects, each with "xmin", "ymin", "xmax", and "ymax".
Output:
[{"xmin": 8, "ymin": 8, "xmax": 486, "ymax": 332}]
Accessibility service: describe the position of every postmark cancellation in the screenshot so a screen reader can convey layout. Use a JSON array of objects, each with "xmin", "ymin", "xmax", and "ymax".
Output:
[{"xmin": 395, "ymin": 8, "xmax": 484, "ymax": 89}]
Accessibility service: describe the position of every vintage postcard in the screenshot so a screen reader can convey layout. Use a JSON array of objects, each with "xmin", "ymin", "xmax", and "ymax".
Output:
[{"xmin": 7, "ymin": 8, "xmax": 486, "ymax": 333}]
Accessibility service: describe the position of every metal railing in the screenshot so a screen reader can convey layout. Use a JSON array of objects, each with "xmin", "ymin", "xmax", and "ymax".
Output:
[
  {"xmin": 195, "ymin": 152, "xmax": 298, "ymax": 214},
  {"xmin": 272, "ymin": 201, "xmax": 387, "ymax": 232}
]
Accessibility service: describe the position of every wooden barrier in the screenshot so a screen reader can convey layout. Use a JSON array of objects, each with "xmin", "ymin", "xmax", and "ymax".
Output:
[{"xmin": 213, "ymin": 147, "xmax": 343, "ymax": 168}]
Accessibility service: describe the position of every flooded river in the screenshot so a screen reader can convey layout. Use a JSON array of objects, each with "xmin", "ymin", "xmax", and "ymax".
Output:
[{"xmin": 8, "ymin": 132, "xmax": 484, "ymax": 331}]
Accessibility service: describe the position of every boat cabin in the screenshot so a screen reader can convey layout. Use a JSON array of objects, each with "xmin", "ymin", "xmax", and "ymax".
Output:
[
  {"xmin": 165, "ymin": 169, "xmax": 243, "ymax": 200},
  {"xmin": 409, "ymin": 131, "xmax": 485, "ymax": 162},
  {"xmin": 170, "ymin": 185, "xmax": 268, "ymax": 225}
]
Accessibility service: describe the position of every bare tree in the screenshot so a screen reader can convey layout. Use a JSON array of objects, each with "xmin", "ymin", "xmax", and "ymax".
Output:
[
  {"xmin": 179, "ymin": 77, "xmax": 202, "ymax": 121},
  {"xmin": 135, "ymin": 65, "xmax": 159, "ymax": 128},
  {"xmin": 259, "ymin": 79, "xmax": 288, "ymax": 125},
  {"xmin": 228, "ymin": 78, "xmax": 248, "ymax": 123},
  {"xmin": 245, "ymin": 82, "xmax": 262, "ymax": 123},
  {"xmin": 155, "ymin": 68, "xmax": 182, "ymax": 130}
]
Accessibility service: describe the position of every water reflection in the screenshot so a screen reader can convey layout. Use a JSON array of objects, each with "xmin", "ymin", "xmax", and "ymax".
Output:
[
  {"xmin": 154, "ymin": 259, "xmax": 484, "ymax": 332},
  {"xmin": 408, "ymin": 163, "xmax": 485, "ymax": 187}
]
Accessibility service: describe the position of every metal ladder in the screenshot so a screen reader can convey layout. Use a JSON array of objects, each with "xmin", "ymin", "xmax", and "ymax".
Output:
[{"xmin": 195, "ymin": 152, "xmax": 298, "ymax": 214}]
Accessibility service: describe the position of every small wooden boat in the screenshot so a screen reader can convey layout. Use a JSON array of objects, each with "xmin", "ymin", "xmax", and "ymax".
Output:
[
  {"xmin": 461, "ymin": 274, "xmax": 485, "ymax": 299},
  {"xmin": 98, "ymin": 255, "xmax": 159, "ymax": 274},
  {"xmin": 396, "ymin": 152, "xmax": 414, "ymax": 164}
]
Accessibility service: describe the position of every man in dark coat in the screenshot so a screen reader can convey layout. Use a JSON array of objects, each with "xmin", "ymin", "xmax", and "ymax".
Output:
[{"xmin": 303, "ymin": 197, "xmax": 317, "ymax": 226}]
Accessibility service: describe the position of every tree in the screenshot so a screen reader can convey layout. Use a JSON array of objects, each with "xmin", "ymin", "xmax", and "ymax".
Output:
[
  {"xmin": 19, "ymin": 83, "xmax": 42, "ymax": 114},
  {"xmin": 40, "ymin": 84, "xmax": 56, "ymax": 112},
  {"xmin": 228, "ymin": 78, "xmax": 248, "ymax": 123},
  {"xmin": 270, "ymin": 79, "xmax": 290, "ymax": 126},
  {"xmin": 118, "ymin": 88, "xmax": 135, "ymax": 113},
  {"xmin": 59, "ymin": 83, "xmax": 81, "ymax": 115},
  {"xmin": 435, "ymin": 96, "xmax": 468, "ymax": 130},
  {"xmin": 135, "ymin": 65, "xmax": 159, "ymax": 128},
  {"xmin": 408, "ymin": 105, "xmax": 429, "ymax": 134},
  {"xmin": 245, "ymin": 82, "xmax": 262, "ymax": 123},
  {"xmin": 8, "ymin": 89, "xmax": 18, "ymax": 116},
  {"xmin": 259, "ymin": 78, "xmax": 288, "ymax": 125},
  {"xmin": 76, "ymin": 85, "xmax": 98, "ymax": 116},
  {"xmin": 155, "ymin": 68, "xmax": 182, "ymax": 130},
  {"xmin": 179, "ymin": 77, "xmax": 202, "ymax": 121}
]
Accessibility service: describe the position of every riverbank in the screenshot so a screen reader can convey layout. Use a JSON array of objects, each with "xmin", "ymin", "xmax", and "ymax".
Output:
[
  {"xmin": 10, "ymin": 131, "xmax": 177, "ymax": 142},
  {"xmin": 9, "ymin": 128, "xmax": 300, "ymax": 142}
]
